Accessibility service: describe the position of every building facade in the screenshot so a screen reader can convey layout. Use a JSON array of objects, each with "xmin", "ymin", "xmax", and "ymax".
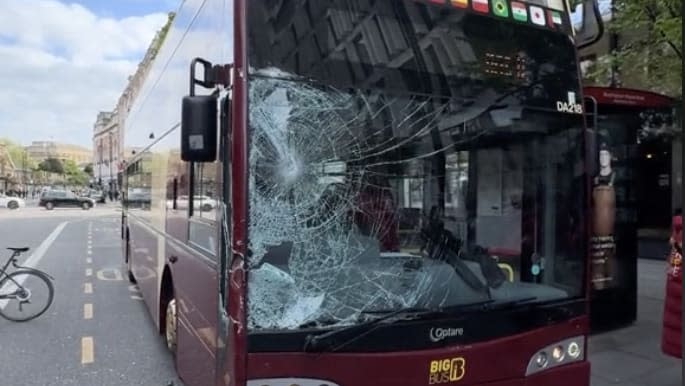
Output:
[
  {"xmin": 92, "ymin": 111, "xmax": 119, "ymax": 186},
  {"xmin": 92, "ymin": 13, "xmax": 174, "ymax": 192},
  {"xmin": 24, "ymin": 141, "xmax": 91, "ymax": 166}
]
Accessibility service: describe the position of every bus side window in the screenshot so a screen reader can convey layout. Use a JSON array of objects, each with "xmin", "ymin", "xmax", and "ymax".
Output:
[{"xmin": 189, "ymin": 162, "xmax": 219, "ymax": 257}]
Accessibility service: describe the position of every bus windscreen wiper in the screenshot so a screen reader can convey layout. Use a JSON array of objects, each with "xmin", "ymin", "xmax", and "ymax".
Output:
[
  {"xmin": 302, "ymin": 297, "xmax": 539, "ymax": 352},
  {"xmin": 302, "ymin": 299, "xmax": 495, "ymax": 353},
  {"xmin": 485, "ymin": 296, "xmax": 539, "ymax": 310}
]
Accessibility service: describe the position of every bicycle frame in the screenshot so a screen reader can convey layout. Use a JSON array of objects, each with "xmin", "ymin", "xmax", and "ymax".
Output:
[{"xmin": 0, "ymin": 251, "xmax": 54, "ymax": 300}]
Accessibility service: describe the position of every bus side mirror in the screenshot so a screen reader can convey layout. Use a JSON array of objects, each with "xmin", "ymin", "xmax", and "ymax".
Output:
[
  {"xmin": 574, "ymin": 0, "xmax": 604, "ymax": 49},
  {"xmin": 181, "ymin": 95, "xmax": 218, "ymax": 162}
]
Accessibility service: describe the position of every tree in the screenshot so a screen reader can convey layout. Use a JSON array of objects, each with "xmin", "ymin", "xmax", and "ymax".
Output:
[
  {"xmin": 0, "ymin": 138, "xmax": 37, "ymax": 171},
  {"xmin": 60, "ymin": 159, "xmax": 89, "ymax": 186},
  {"xmin": 38, "ymin": 158, "xmax": 64, "ymax": 175},
  {"xmin": 583, "ymin": 0, "xmax": 682, "ymax": 98},
  {"xmin": 62, "ymin": 159, "xmax": 81, "ymax": 175},
  {"xmin": 83, "ymin": 163, "xmax": 94, "ymax": 176}
]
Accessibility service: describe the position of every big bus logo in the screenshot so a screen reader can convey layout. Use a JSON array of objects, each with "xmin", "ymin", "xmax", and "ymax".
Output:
[{"xmin": 428, "ymin": 357, "xmax": 466, "ymax": 384}]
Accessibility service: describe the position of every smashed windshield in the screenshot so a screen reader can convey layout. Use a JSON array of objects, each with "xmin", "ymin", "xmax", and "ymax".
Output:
[{"xmin": 246, "ymin": 0, "xmax": 586, "ymax": 331}]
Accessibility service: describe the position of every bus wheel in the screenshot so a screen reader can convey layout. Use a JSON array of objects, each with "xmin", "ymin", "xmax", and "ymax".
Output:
[
  {"xmin": 126, "ymin": 233, "xmax": 135, "ymax": 283},
  {"xmin": 165, "ymin": 298, "xmax": 178, "ymax": 354}
]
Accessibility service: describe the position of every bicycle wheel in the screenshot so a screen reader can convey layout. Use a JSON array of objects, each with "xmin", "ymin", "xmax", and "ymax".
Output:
[{"xmin": 0, "ymin": 270, "xmax": 54, "ymax": 322}]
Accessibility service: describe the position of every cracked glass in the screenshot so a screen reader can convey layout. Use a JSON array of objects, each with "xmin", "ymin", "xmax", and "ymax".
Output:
[{"xmin": 246, "ymin": 0, "xmax": 587, "ymax": 331}]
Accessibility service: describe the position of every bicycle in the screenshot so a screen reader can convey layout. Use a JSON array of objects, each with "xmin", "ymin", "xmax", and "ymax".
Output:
[{"xmin": 0, "ymin": 247, "xmax": 54, "ymax": 322}]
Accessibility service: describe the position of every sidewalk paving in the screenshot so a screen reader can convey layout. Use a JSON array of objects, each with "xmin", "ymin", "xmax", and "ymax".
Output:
[{"xmin": 589, "ymin": 259, "xmax": 681, "ymax": 386}]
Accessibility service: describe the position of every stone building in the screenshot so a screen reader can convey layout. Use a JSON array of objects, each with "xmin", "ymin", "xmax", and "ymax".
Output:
[
  {"xmin": 93, "ymin": 13, "xmax": 175, "ymax": 190},
  {"xmin": 25, "ymin": 140, "xmax": 91, "ymax": 166}
]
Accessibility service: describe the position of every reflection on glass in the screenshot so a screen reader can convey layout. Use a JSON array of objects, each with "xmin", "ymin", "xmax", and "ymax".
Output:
[{"xmin": 245, "ymin": 0, "xmax": 586, "ymax": 331}]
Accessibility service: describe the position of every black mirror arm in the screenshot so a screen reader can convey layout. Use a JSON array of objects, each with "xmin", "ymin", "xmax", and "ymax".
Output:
[
  {"xmin": 189, "ymin": 58, "xmax": 233, "ymax": 96},
  {"xmin": 576, "ymin": 0, "xmax": 605, "ymax": 50}
]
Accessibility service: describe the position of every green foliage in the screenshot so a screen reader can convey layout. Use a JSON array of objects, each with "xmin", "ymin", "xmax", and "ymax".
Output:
[
  {"xmin": 38, "ymin": 158, "xmax": 64, "ymax": 174},
  {"xmin": 62, "ymin": 159, "xmax": 80, "ymax": 175},
  {"xmin": 83, "ymin": 163, "xmax": 94, "ymax": 176},
  {"xmin": 66, "ymin": 172, "xmax": 88, "ymax": 186},
  {"xmin": 151, "ymin": 12, "xmax": 175, "ymax": 57},
  {"xmin": 586, "ymin": 0, "xmax": 682, "ymax": 97},
  {"xmin": 0, "ymin": 138, "xmax": 36, "ymax": 170},
  {"xmin": 38, "ymin": 158, "xmax": 89, "ymax": 186}
]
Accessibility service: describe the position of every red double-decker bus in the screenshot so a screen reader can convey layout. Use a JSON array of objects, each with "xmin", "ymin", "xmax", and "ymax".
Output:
[{"xmin": 121, "ymin": 1, "xmax": 603, "ymax": 385}]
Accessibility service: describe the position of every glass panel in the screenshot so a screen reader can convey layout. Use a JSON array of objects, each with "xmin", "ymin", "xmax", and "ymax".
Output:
[
  {"xmin": 191, "ymin": 163, "xmax": 219, "ymax": 222},
  {"xmin": 124, "ymin": 155, "xmax": 152, "ymax": 218},
  {"xmin": 246, "ymin": 0, "xmax": 586, "ymax": 331}
]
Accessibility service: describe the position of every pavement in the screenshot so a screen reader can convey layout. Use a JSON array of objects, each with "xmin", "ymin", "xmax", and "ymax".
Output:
[
  {"xmin": 0, "ymin": 210, "xmax": 181, "ymax": 386},
  {"xmin": 589, "ymin": 259, "xmax": 682, "ymax": 386}
]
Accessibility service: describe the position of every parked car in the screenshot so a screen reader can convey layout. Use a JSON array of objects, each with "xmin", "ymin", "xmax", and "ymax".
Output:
[
  {"xmin": 39, "ymin": 190, "xmax": 95, "ymax": 210},
  {"xmin": 86, "ymin": 189, "xmax": 106, "ymax": 204},
  {"xmin": 0, "ymin": 194, "xmax": 25, "ymax": 210},
  {"xmin": 166, "ymin": 195, "xmax": 217, "ymax": 211},
  {"xmin": 125, "ymin": 190, "xmax": 151, "ymax": 210}
]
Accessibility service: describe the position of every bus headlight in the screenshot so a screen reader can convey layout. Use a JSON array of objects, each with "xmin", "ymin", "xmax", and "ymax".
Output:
[
  {"xmin": 567, "ymin": 341, "xmax": 581, "ymax": 359},
  {"xmin": 534, "ymin": 352, "xmax": 548, "ymax": 368},
  {"xmin": 247, "ymin": 379, "xmax": 340, "ymax": 386},
  {"xmin": 525, "ymin": 336, "xmax": 584, "ymax": 376},
  {"xmin": 552, "ymin": 345, "xmax": 565, "ymax": 362}
]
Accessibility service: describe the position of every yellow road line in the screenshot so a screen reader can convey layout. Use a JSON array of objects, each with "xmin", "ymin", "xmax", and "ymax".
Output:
[
  {"xmin": 84, "ymin": 303, "xmax": 93, "ymax": 320},
  {"xmin": 81, "ymin": 337, "xmax": 94, "ymax": 364},
  {"xmin": 84, "ymin": 283, "xmax": 93, "ymax": 294},
  {"xmin": 85, "ymin": 268, "xmax": 92, "ymax": 277}
]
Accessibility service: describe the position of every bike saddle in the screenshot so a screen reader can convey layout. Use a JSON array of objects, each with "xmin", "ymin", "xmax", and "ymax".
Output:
[{"xmin": 7, "ymin": 247, "xmax": 29, "ymax": 252}]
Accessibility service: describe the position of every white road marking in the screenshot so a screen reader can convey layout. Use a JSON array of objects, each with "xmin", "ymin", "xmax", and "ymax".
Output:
[
  {"xmin": 96, "ymin": 268, "xmax": 123, "ymax": 281},
  {"xmin": 0, "ymin": 221, "xmax": 67, "ymax": 310}
]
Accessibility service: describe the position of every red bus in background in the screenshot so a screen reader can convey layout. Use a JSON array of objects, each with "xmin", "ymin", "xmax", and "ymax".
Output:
[
  {"xmin": 121, "ymin": 1, "xmax": 603, "ymax": 385},
  {"xmin": 582, "ymin": 86, "xmax": 677, "ymax": 333}
]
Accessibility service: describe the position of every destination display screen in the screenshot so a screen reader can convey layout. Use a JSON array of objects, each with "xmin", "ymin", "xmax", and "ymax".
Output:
[{"xmin": 482, "ymin": 51, "xmax": 531, "ymax": 84}]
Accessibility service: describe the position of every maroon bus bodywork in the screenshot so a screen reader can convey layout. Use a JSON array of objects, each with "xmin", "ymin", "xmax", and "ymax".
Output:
[
  {"xmin": 123, "ymin": 1, "xmax": 594, "ymax": 386},
  {"xmin": 246, "ymin": 318, "xmax": 589, "ymax": 386}
]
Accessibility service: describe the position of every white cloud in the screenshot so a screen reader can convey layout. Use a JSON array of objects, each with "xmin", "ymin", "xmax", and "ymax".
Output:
[{"xmin": 0, "ymin": 0, "xmax": 168, "ymax": 147}]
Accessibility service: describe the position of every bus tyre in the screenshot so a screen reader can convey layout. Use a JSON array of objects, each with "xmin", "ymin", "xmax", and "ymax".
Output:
[
  {"xmin": 165, "ymin": 298, "xmax": 178, "ymax": 354},
  {"xmin": 126, "ymin": 240, "xmax": 136, "ymax": 284}
]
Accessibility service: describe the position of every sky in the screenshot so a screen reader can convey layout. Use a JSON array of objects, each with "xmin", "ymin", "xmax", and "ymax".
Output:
[{"xmin": 0, "ymin": 0, "xmax": 179, "ymax": 148}]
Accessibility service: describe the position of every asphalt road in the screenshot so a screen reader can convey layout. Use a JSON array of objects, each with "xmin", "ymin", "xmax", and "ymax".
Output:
[{"xmin": 0, "ymin": 207, "xmax": 183, "ymax": 386}]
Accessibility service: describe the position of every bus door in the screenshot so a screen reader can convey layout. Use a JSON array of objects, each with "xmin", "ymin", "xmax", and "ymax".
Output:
[{"xmin": 173, "ymin": 95, "xmax": 228, "ymax": 386}]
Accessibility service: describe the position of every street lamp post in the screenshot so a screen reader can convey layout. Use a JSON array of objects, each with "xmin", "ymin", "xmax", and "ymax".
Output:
[
  {"xmin": 21, "ymin": 151, "xmax": 26, "ymax": 198},
  {"xmin": 108, "ymin": 132, "xmax": 113, "ymax": 201},
  {"xmin": 98, "ymin": 142, "xmax": 102, "ymax": 187}
]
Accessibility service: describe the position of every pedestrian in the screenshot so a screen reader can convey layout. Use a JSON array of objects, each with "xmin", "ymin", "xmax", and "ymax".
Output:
[{"xmin": 661, "ymin": 209, "xmax": 682, "ymax": 358}]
